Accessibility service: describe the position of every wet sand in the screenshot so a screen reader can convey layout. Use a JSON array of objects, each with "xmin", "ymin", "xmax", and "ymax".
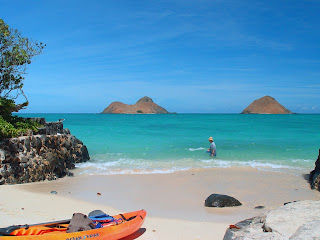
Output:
[{"xmin": 1, "ymin": 167, "xmax": 319, "ymax": 239}]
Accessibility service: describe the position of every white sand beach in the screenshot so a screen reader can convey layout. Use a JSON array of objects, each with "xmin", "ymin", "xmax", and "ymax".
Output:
[{"xmin": 1, "ymin": 167, "xmax": 319, "ymax": 240}]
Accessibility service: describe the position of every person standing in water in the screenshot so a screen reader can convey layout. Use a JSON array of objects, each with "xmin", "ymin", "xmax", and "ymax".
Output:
[{"xmin": 208, "ymin": 137, "xmax": 216, "ymax": 157}]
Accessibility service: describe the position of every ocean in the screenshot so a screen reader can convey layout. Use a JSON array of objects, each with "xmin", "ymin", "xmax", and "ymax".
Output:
[{"xmin": 18, "ymin": 113, "xmax": 320, "ymax": 175}]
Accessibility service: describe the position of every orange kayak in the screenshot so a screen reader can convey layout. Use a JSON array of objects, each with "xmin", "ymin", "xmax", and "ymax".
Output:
[{"xmin": 0, "ymin": 209, "xmax": 146, "ymax": 240}]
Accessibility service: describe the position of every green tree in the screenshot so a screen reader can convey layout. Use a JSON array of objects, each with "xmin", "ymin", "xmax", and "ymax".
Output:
[
  {"xmin": 0, "ymin": 18, "xmax": 45, "ymax": 115},
  {"xmin": 0, "ymin": 19, "xmax": 45, "ymax": 138}
]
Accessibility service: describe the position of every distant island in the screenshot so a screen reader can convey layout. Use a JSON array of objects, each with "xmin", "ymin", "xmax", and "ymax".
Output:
[
  {"xmin": 101, "ymin": 96, "xmax": 169, "ymax": 114},
  {"xmin": 241, "ymin": 96, "xmax": 292, "ymax": 114}
]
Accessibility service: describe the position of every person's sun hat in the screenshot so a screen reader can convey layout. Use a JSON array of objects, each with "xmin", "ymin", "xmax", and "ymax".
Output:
[{"xmin": 208, "ymin": 137, "xmax": 213, "ymax": 141}]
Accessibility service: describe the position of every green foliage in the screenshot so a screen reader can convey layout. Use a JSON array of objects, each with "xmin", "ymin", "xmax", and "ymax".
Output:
[
  {"xmin": 0, "ymin": 18, "xmax": 45, "ymax": 102},
  {"xmin": 0, "ymin": 115, "xmax": 18, "ymax": 138},
  {"xmin": 0, "ymin": 97, "xmax": 16, "ymax": 119},
  {"xmin": 0, "ymin": 115, "xmax": 41, "ymax": 139},
  {"xmin": 137, "ymin": 110, "xmax": 143, "ymax": 113},
  {"xmin": 0, "ymin": 19, "xmax": 45, "ymax": 139}
]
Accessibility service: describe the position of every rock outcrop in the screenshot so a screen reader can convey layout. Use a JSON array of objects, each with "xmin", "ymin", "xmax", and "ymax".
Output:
[
  {"xmin": 309, "ymin": 149, "xmax": 320, "ymax": 191},
  {"xmin": 0, "ymin": 118, "xmax": 89, "ymax": 184},
  {"xmin": 241, "ymin": 96, "xmax": 292, "ymax": 114},
  {"xmin": 224, "ymin": 200, "xmax": 320, "ymax": 239},
  {"xmin": 101, "ymin": 96, "xmax": 169, "ymax": 114}
]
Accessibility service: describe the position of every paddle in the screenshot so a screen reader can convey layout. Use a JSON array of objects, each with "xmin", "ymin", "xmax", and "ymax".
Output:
[
  {"xmin": 0, "ymin": 219, "xmax": 71, "ymax": 236},
  {"xmin": 0, "ymin": 210, "xmax": 111, "ymax": 236},
  {"xmin": 0, "ymin": 225, "xmax": 23, "ymax": 236}
]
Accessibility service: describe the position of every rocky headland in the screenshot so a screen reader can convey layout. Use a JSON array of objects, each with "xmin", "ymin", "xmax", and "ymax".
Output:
[
  {"xmin": 0, "ymin": 118, "xmax": 90, "ymax": 184},
  {"xmin": 310, "ymin": 149, "xmax": 320, "ymax": 191},
  {"xmin": 101, "ymin": 96, "xmax": 169, "ymax": 114},
  {"xmin": 241, "ymin": 96, "xmax": 292, "ymax": 114}
]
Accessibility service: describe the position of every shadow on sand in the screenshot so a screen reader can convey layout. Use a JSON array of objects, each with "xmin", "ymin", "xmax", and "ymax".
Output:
[
  {"xmin": 302, "ymin": 173, "xmax": 310, "ymax": 182},
  {"xmin": 119, "ymin": 228, "xmax": 147, "ymax": 240}
]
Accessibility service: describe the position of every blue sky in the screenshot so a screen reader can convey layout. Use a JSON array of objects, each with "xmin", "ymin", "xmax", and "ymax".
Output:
[{"xmin": 1, "ymin": 0, "xmax": 320, "ymax": 113}]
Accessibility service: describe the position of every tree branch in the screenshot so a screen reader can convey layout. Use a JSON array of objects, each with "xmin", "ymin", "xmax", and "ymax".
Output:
[{"xmin": 10, "ymin": 89, "xmax": 28, "ymax": 112}]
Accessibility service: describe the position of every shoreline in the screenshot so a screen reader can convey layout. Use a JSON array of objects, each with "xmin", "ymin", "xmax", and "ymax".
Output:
[
  {"xmin": 73, "ymin": 159, "xmax": 316, "ymax": 177},
  {"xmin": 1, "ymin": 167, "xmax": 319, "ymax": 239}
]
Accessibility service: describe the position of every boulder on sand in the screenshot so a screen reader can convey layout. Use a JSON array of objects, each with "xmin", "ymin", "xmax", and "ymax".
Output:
[
  {"xmin": 204, "ymin": 194, "xmax": 242, "ymax": 208},
  {"xmin": 223, "ymin": 200, "xmax": 320, "ymax": 240}
]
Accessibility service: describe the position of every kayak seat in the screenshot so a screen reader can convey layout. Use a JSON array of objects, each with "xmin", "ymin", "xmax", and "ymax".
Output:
[{"xmin": 89, "ymin": 214, "xmax": 114, "ymax": 223}]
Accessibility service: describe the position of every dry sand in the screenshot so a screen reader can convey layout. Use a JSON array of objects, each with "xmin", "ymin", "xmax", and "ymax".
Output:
[{"xmin": 1, "ymin": 167, "xmax": 319, "ymax": 240}]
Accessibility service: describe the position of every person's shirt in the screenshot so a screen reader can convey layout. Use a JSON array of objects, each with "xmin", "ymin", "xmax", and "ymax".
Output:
[{"xmin": 210, "ymin": 142, "xmax": 216, "ymax": 156}]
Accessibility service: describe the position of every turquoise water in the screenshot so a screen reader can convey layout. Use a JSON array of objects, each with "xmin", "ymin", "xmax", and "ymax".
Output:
[{"xmin": 18, "ymin": 114, "xmax": 320, "ymax": 174}]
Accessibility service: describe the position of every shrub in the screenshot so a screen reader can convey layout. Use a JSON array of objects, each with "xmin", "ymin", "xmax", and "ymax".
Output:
[{"xmin": 0, "ymin": 115, "xmax": 41, "ymax": 139}]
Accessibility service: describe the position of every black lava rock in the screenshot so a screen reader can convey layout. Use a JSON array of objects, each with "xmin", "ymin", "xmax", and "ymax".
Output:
[{"xmin": 204, "ymin": 194, "xmax": 242, "ymax": 208}]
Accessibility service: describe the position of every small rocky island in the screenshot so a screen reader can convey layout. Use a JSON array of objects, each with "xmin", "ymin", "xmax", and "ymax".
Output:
[
  {"xmin": 0, "ymin": 118, "xmax": 90, "ymax": 184},
  {"xmin": 101, "ymin": 96, "xmax": 169, "ymax": 114},
  {"xmin": 241, "ymin": 96, "xmax": 292, "ymax": 114}
]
